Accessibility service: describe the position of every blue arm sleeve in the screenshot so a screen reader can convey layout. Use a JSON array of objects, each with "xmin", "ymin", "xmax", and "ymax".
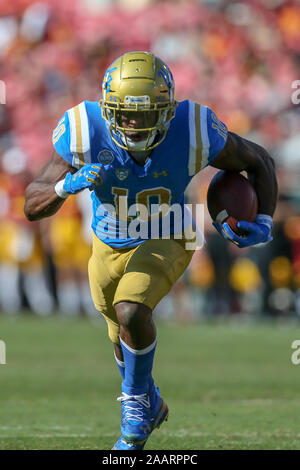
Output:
[{"xmin": 52, "ymin": 112, "xmax": 73, "ymax": 165}]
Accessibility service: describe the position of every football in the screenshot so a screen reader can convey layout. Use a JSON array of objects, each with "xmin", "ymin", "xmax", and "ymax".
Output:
[{"xmin": 207, "ymin": 170, "xmax": 258, "ymax": 235}]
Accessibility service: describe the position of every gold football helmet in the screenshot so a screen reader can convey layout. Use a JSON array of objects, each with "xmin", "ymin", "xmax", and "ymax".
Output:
[{"xmin": 100, "ymin": 51, "xmax": 177, "ymax": 152}]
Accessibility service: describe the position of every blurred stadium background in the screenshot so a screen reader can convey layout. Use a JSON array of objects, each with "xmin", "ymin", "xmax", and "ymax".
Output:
[
  {"xmin": 1, "ymin": 0, "xmax": 300, "ymax": 452},
  {"xmin": 0, "ymin": 0, "xmax": 299, "ymax": 320}
]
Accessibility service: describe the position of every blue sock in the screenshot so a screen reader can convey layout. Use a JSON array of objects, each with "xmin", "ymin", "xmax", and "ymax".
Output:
[
  {"xmin": 114, "ymin": 351, "xmax": 125, "ymax": 379},
  {"xmin": 120, "ymin": 336, "xmax": 156, "ymax": 396},
  {"xmin": 115, "ymin": 349, "xmax": 156, "ymax": 403}
]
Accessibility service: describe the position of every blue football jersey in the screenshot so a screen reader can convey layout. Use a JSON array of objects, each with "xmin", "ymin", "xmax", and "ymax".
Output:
[{"xmin": 52, "ymin": 100, "xmax": 228, "ymax": 248}]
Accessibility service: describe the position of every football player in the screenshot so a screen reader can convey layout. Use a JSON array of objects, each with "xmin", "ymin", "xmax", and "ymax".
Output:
[{"xmin": 24, "ymin": 52, "xmax": 277, "ymax": 450}]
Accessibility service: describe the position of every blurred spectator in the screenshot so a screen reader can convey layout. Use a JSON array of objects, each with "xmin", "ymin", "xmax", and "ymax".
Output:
[
  {"xmin": 0, "ymin": 147, "xmax": 54, "ymax": 315},
  {"xmin": 46, "ymin": 191, "xmax": 96, "ymax": 317}
]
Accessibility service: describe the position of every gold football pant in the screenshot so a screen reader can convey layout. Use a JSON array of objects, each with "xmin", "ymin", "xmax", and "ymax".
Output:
[{"xmin": 88, "ymin": 233, "xmax": 194, "ymax": 344}]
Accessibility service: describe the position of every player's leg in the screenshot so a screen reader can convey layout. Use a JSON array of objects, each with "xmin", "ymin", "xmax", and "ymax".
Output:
[
  {"xmin": 114, "ymin": 343, "xmax": 125, "ymax": 379},
  {"xmin": 116, "ymin": 301, "xmax": 156, "ymax": 349},
  {"xmin": 113, "ymin": 309, "xmax": 157, "ymax": 398},
  {"xmin": 115, "ymin": 301, "xmax": 157, "ymax": 395},
  {"xmin": 112, "ymin": 238, "xmax": 194, "ymax": 449},
  {"xmin": 88, "ymin": 239, "xmax": 121, "ymax": 339},
  {"xmin": 88, "ymin": 237, "xmax": 156, "ymax": 450},
  {"xmin": 87, "ymin": 233, "xmax": 134, "ymax": 378},
  {"xmin": 112, "ymin": 301, "xmax": 164, "ymax": 450}
]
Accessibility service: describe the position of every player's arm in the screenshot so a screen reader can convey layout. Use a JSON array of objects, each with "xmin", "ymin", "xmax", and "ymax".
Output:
[
  {"xmin": 211, "ymin": 131, "xmax": 277, "ymax": 216},
  {"xmin": 209, "ymin": 132, "xmax": 278, "ymax": 247},
  {"xmin": 24, "ymin": 150, "xmax": 104, "ymax": 221},
  {"xmin": 24, "ymin": 150, "xmax": 75, "ymax": 221}
]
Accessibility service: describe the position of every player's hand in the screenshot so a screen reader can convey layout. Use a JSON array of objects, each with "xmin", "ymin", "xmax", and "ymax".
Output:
[
  {"xmin": 63, "ymin": 164, "xmax": 104, "ymax": 194},
  {"xmin": 213, "ymin": 214, "xmax": 273, "ymax": 248}
]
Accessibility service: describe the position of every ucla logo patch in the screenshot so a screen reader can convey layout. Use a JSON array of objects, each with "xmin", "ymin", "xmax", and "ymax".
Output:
[
  {"xmin": 153, "ymin": 170, "xmax": 167, "ymax": 178},
  {"xmin": 97, "ymin": 149, "xmax": 114, "ymax": 165},
  {"xmin": 115, "ymin": 168, "xmax": 129, "ymax": 181}
]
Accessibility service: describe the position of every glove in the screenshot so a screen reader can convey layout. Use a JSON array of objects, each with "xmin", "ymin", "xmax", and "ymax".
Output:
[
  {"xmin": 63, "ymin": 164, "xmax": 104, "ymax": 194},
  {"xmin": 213, "ymin": 214, "xmax": 273, "ymax": 248}
]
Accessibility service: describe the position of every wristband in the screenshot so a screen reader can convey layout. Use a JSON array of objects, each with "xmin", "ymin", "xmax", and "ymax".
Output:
[
  {"xmin": 255, "ymin": 214, "xmax": 273, "ymax": 229},
  {"xmin": 54, "ymin": 179, "xmax": 69, "ymax": 199}
]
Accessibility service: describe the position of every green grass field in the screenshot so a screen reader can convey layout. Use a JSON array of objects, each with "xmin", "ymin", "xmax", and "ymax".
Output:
[{"xmin": 0, "ymin": 313, "xmax": 300, "ymax": 450}]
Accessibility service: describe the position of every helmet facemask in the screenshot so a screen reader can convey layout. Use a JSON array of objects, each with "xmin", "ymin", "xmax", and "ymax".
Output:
[{"xmin": 101, "ymin": 98, "xmax": 175, "ymax": 152}]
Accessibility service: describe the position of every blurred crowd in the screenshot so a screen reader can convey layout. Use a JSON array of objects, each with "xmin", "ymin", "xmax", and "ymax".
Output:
[{"xmin": 0, "ymin": 0, "xmax": 299, "ymax": 319}]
